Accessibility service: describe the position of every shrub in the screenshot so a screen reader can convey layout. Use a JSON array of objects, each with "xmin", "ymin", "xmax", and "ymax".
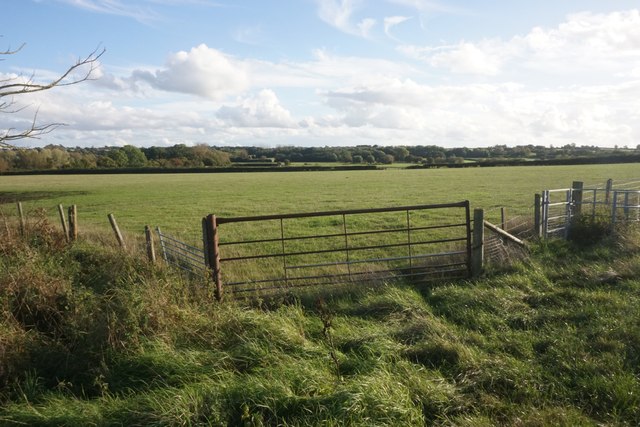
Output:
[{"xmin": 568, "ymin": 213, "xmax": 611, "ymax": 245}]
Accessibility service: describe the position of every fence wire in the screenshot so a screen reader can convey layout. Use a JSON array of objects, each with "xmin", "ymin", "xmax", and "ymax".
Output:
[
  {"xmin": 156, "ymin": 227, "xmax": 206, "ymax": 274},
  {"xmin": 484, "ymin": 227, "xmax": 528, "ymax": 267},
  {"xmin": 154, "ymin": 177, "xmax": 638, "ymax": 295}
]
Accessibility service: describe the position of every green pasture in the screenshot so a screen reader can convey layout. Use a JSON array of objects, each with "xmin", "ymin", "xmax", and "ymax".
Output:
[{"xmin": 0, "ymin": 163, "xmax": 637, "ymax": 242}]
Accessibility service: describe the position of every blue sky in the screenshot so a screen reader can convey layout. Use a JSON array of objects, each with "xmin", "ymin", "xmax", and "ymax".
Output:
[{"xmin": 3, "ymin": 0, "xmax": 640, "ymax": 148}]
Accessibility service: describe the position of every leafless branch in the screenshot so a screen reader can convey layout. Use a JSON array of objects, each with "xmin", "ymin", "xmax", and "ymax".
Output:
[
  {"xmin": 1, "ymin": 108, "xmax": 65, "ymax": 143},
  {"xmin": 0, "ymin": 43, "xmax": 105, "ymax": 147},
  {"xmin": 0, "ymin": 42, "xmax": 25, "ymax": 57},
  {"xmin": 0, "ymin": 46, "xmax": 105, "ymax": 97}
]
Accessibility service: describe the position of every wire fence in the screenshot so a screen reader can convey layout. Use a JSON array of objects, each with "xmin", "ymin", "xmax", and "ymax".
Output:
[
  {"xmin": 481, "ymin": 178, "xmax": 640, "ymax": 265},
  {"xmin": 204, "ymin": 202, "xmax": 472, "ymax": 298},
  {"xmin": 153, "ymin": 177, "xmax": 639, "ymax": 295},
  {"xmin": 539, "ymin": 178, "xmax": 640, "ymax": 237},
  {"xmin": 156, "ymin": 227, "xmax": 206, "ymax": 274}
]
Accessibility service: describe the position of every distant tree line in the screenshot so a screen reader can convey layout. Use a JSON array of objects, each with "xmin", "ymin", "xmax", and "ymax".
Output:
[
  {"xmin": 0, "ymin": 144, "xmax": 231, "ymax": 172},
  {"xmin": 0, "ymin": 143, "xmax": 638, "ymax": 173}
]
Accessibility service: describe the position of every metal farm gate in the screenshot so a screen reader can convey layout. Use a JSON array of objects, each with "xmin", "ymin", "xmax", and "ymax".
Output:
[
  {"xmin": 202, "ymin": 201, "xmax": 472, "ymax": 300},
  {"xmin": 540, "ymin": 180, "xmax": 640, "ymax": 238}
]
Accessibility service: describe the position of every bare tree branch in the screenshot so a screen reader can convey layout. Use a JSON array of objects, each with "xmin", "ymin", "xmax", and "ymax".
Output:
[
  {"xmin": 1, "ymin": 42, "xmax": 105, "ymax": 148},
  {"xmin": 0, "ymin": 40, "xmax": 26, "ymax": 58}
]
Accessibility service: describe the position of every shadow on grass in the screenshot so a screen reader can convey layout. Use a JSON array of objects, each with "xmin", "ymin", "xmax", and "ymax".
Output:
[{"xmin": 0, "ymin": 191, "xmax": 88, "ymax": 204}]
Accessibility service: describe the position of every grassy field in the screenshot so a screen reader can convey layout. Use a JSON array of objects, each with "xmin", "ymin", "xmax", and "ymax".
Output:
[
  {"xmin": 1, "ymin": 164, "xmax": 640, "ymax": 425},
  {"xmin": 1, "ymin": 164, "xmax": 638, "ymax": 242},
  {"xmin": 0, "ymin": 212, "xmax": 639, "ymax": 425}
]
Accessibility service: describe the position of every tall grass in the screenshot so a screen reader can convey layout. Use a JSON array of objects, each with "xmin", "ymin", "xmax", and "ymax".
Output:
[{"xmin": 0, "ymin": 215, "xmax": 639, "ymax": 425}]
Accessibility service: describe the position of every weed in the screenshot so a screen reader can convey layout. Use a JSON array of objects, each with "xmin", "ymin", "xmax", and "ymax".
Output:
[
  {"xmin": 568, "ymin": 213, "xmax": 612, "ymax": 245},
  {"xmin": 316, "ymin": 297, "xmax": 341, "ymax": 380}
]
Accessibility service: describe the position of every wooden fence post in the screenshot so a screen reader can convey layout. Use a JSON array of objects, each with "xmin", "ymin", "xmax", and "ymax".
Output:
[
  {"xmin": 605, "ymin": 179, "xmax": 613, "ymax": 205},
  {"xmin": 500, "ymin": 207, "xmax": 506, "ymax": 230},
  {"xmin": 204, "ymin": 214, "xmax": 223, "ymax": 301},
  {"xmin": 145, "ymin": 225, "xmax": 156, "ymax": 263},
  {"xmin": 571, "ymin": 181, "xmax": 583, "ymax": 216},
  {"xmin": 108, "ymin": 213, "xmax": 126, "ymax": 248},
  {"xmin": 156, "ymin": 227, "xmax": 168, "ymax": 262},
  {"xmin": 68, "ymin": 205, "xmax": 77, "ymax": 241},
  {"xmin": 534, "ymin": 193, "xmax": 542, "ymax": 238},
  {"xmin": 1, "ymin": 208, "xmax": 11, "ymax": 238},
  {"xmin": 472, "ymin": 208, "xmax": 484, "ymax": 277},
  {"xmin": 202, "ymin": 217, "xmax": 211, "ymax": 267},
  {"xmin": 17, "ymin": 202, "xmax": 25, "ymax": 236},
  {"xmin": 58, "ymin": 204, "xmax": 69, "ymax": 242}
]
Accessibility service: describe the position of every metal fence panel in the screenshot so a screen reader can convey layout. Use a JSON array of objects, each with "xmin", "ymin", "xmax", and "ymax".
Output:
[
  {"xmin": 541, "ymin": 180, "xmax": 640, "ymax": 238},
  {"xmin": 156, "ymin": 227, "xmax": 206, "ymax": 273},
  {"xmin": 205, "ymin": 201, "xmax": 472, "ymax": 297}
]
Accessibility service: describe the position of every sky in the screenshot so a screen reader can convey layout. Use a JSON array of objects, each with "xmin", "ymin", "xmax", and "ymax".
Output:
[{"xmin": 2, "ymin": 0, "xmax": 640, "ymax": 149}]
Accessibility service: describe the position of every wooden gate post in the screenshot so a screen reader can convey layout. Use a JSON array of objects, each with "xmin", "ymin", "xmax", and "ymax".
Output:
[
  {"xmin": 605, "ymin": 179, "xmax": 613, "ymax": 205},
  {"xmin": 68, "ymin": 205, "xmax": 78, "ymax": 241},
  {"xmin": 202, "ymin": 218, "xmax": 211, "ymax": 267},
  {"xmin": 534, "ymin": 193, "xmax": 542, "ymax": 238},
  {"xmin": 17, "ymin": 202, "xmax": 25, "ymax": 237},
  {"xmin": 145, "ymin": 225, "xmax": 156, "ymax": 263},
  {"xmin": 571, "ymin": 181, "xmax": 583, "ymax": 216},
  {"xmin": 58, "ymin": 204, "xmax": 69, "ymax": 242},
  {"xmin": 472, "ymin": 208, "xmax": 484, "ymax": 277},
  {"xmin": 204, "ymin": 214, "xmax": 223, "ymax": 301},
  {"xmin": 108, "ymin": 213, "xmax": 126, "ymax": 248}
]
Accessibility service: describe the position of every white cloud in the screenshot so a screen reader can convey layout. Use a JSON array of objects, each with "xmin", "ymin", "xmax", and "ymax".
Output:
[
  {"xmin": 399, "ymin": 40, "xmax": 509, "ymax": 76},
  {"xmin": 387, "ymin": 0, "xmax": 465, "ymax": 14},
  {"xmin": 428, "ymin": 42, "xmax": 503, "ymax": 76},
  {"xmin": 318, "ymin": 76, "xmax": 640, "ymax": 146},
  {"xmin": 357, "ymin": 18, "xmax": 377, "ymax": 38},
  {"xmin": 131, "ymin": 44, "xmax": 249, "ymax": 99},
  {"xmin": 52, "ymin": 0, "xmax": 160, "ymax": 23},
  {"xmin": 384, "ymin": 16, "xmax": 411, "ymax": 41},
  {"xmin": 217, "ymin": 89, "xmax": 297, "ymax": 128},
  {"xmin": 399, "ymin": 9, "xmax": 640, "ymax": 78},
  {"xmin": 51, "ymin": 0, "xmax": 225, "ymax": 23},
  {"xmin": 7, "ymin": 9, "xmax": 640, "ymax": 149},
  {"xmin": 316, "ymin": 0, "xmax": 376, "ymax": 38},
  {"xmin": 233, "ymin": 25, "xmax": 265, "ymax": 46},
  {"xmin": 247, "ymin": 49, "xmax": 420, "ymax": 90}
]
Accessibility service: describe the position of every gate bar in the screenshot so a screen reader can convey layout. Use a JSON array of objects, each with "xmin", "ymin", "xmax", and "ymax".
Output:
[{"xmin": 216, "ymin": 201, "xmax": 469, "ymax": 224}]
